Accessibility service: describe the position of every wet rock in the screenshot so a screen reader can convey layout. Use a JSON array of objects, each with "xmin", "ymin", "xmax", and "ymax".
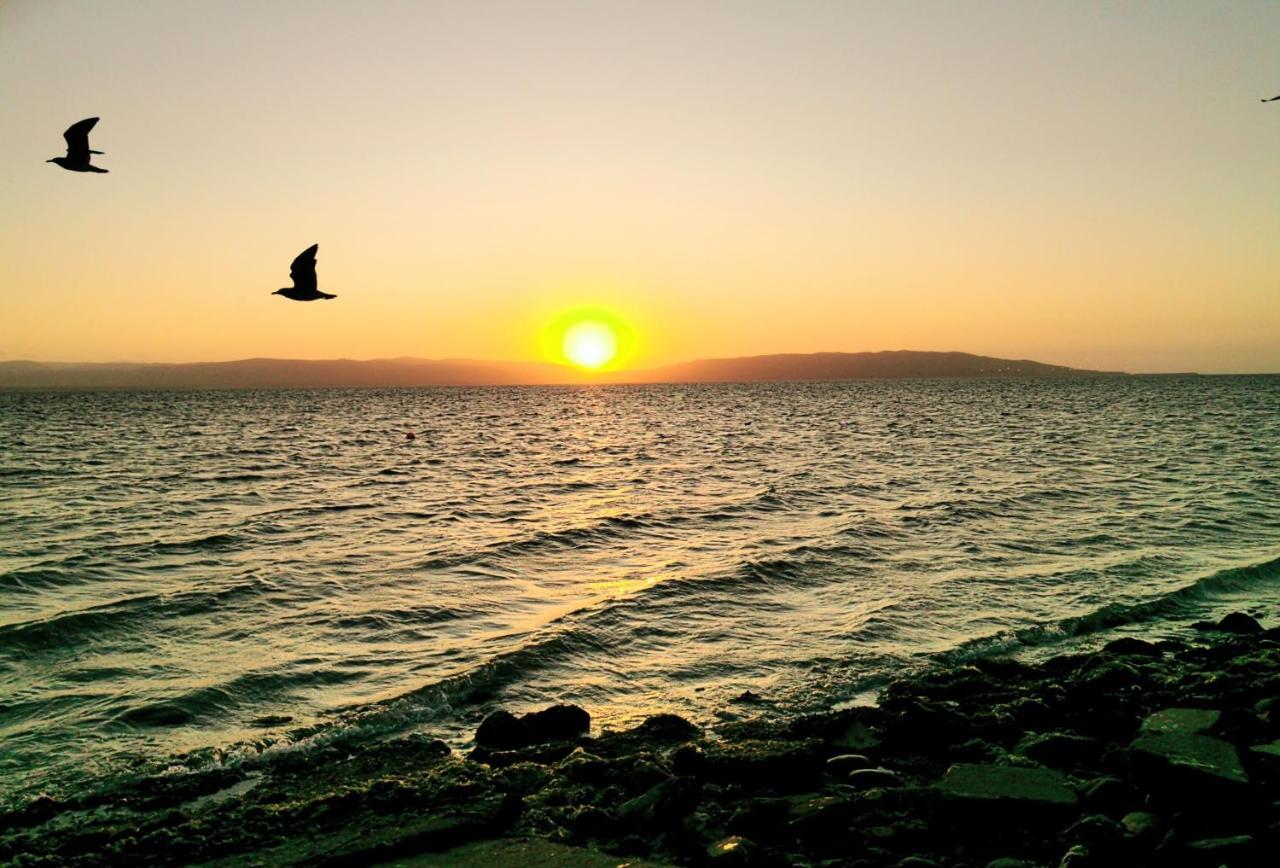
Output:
[
  {"xmin": 732, "ymin": 691, "xmax": 765, "ymax": 705},
  {"xmin": 566, "ymin": 804, "xmax": 614, "ymax": 838},
  {"xmin": 846, "ymin": 768, "xmax": 901, "ymax": 790},
  {"xmin": 1074, "ymin": 658, "xmax": 1142, "ymax": 692},
  {"xmin": 706, "ymin": 835, "xmax": 756, "ymax": 864},
  {"xmin": 558, "ymin": 748, "xmax": 609, "ymax": 785},
  {"xmin": 786, "ymin": 795, "xmax": 860, "ymax": 843},
  {"xmin": 671, "ymin": 744, "xmax": 707, "ymax": 777},
  {"xmin": 895, "ymin": 858, "xmax": 942, "ymax": 868},
  {"xmin": 1248, "ymin": 739, "xmax": 1280, "ymax": 768},
  {"xmin": 830, "ymin": 719, "xmax": 881, "ymax": 752},
  {"xmin": 616, "ymin": 777, "xmax": 701, "ymax": 833},
  {"xmin": 475, "ymin": 705, "xmax": 590, "ymax": 750},
  {"xmin": 1064, "ymin": 814, "xmax": 1125, "ymax": 860},
  {"xmin": 475, "ymin": 711, "xmax": 531, "ymax": 750},
  {"xmin": 629, "ymin": 713, "xmax": 699, "ymax": 742},
  {"xmin": 522, "ymin": 704, "xmax": 591, "ymax": 742},
  {"xmin": 935, "ymin": 763, "xmax": 1077, "ymax": 807},
  {"xmin": 1103, "ymin": 637, "xmax": 1163, "ymax": 657},
  {"xmin": 1017, "ymin": 732, "xmax": 1103, "ymax": 769},
  {"xmin": 248, "ymin": 714, "xmax": 294, "ymax": 727},
  {"xmin": 825, "ymin": 753, "xmax": 873, "ymax": 776},
  {"xmin": 1080, "ymin": 776, "xmax": 1140, "ymax": 816},
  {"xmin": 985, "ymin": 860, "xmax": 1037, "ymax": 868},
  {"xmin": 1182, "ymin": 833, "xmax": 1255, "ymax": 864},
  {"xmin": 725, "ymin": 796, "xmax": 792, "ymax": 840},
  {"xmin": 1194, "ymin": 612, "xmax": 1263, "ymax": 635},
  {"xmin": 1057, "ymin": 844, "xmax": 1091, "ymax": 867},
  {"xmin": 1120, "ymin": 811, "xmax": 1163, "ymax": 841},
  {"xmin": 1139, "ymin": 707, "xmax": 1220, "ymax": 736},
  {"xmin": 1128, "ymin": 731, "xmax": 1248, "ymax": 800},
  {"xmin": 699, "ymin": 739, "xmax": 827, "ymax": 792}
]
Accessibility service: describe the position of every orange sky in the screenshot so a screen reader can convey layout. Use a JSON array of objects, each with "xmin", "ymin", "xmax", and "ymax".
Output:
[{"xmin": 1, "ymin": 1, "xmax": 1278, "ymax": 373}]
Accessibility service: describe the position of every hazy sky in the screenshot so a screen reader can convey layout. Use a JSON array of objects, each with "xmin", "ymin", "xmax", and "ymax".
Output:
[{"xmin": 1, "ymin": 0, "xmax": 1277, "ymax": 372}]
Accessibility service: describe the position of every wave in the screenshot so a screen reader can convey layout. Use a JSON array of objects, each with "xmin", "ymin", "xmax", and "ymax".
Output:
[
  {"xmin": 940, "ymin": 554, "xmax": 1280, "ymax": 663},
  {"xmin": 0, "ymin": 577, "xmax": 271, "ymax": 655}
]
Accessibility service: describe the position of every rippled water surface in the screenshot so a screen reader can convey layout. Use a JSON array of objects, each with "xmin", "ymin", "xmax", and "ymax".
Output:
[{"xmin": 3, "ymin": 378, "xmax": 1280, "ymax": 803}]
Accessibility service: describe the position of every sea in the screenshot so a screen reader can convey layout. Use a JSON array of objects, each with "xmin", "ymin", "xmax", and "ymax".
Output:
[{"xmin": 2, "ymin": 377, "xmax": 1279, "ymax": 806}]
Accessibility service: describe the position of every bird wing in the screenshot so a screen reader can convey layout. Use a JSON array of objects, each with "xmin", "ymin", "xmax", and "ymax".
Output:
[
  {"xmin": 289, "ymin": 244, "xmax": 319, "ymax": 292},
  {"xmin": 1265, "ymin": 95, "xmax": 1280, "ymax": 102},
  {"xmin": 63, "ymin": 117, "xmax": 99, "ymax": 162}
]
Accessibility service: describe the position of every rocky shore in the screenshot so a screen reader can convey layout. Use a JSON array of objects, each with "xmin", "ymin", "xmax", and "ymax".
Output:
[{"xmin": 5, "ymin": 612, "xmax": 1280, "ymax": 867}]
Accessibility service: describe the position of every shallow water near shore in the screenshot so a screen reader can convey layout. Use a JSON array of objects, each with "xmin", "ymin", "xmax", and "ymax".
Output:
[{"xmin": 3, "ymin": 376, "xmax": 1280, "ymax": 805}]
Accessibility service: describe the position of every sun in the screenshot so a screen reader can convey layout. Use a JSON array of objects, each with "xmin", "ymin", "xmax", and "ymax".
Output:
[
  {"xmin": 563, "ymin": 320, "xmax": 618, "ymax": 369},
  {"xmin": 542, "ymin": 307, "xmax": 635, "ymax": 371}
]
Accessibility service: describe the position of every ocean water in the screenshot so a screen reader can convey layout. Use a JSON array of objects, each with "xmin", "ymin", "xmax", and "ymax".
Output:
[{"xmin": 2, "ymin": 377, "xmax": 1279, "ymax": 805}]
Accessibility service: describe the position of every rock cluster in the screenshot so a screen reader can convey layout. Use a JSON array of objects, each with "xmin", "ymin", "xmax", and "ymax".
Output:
[{"xmin": 5, "ymin": 611, "xmax": 1280, "ymax": 866}]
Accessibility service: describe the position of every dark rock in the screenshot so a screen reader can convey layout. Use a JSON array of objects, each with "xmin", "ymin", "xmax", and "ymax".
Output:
[
  {"xmin": 985, "ymin": 860, "xmax": 1037, "ymax": 868},
  {"xmin": 1057, "ymin": 844, "xmax": 1091, "ymax": 867},
  {"xmin": 1074, "ymin": 658, "xmax": 1142, "ymax": 692},
  {"xmin": 672, "ymin": 744, "xmax": 707, "ymax": 777},
  {"xmin": 725, "ymin": 797, "xmax": 792, "ymax": 839},
  {"xmin": 629, "ymin": 713, "xmax": 699, "ymax": 742},
  {"xmin": 1139, "ymin": 707, "xmax": 1220, "ymax": 736},
  {"xmin": 895, "ymin": 858, "xmax": 942, "ymax": 868},
  {"xmin": 846, "ymin": 768, "xmax": 901, "ymax": 790},
  {"xmin": 830, "ymin": 719, "xmax": 881, "ymax": 752},
  {"xmin": 566, "ymin": 804, "xmax": 614, "ymax": 838},
  {"xmin": 706, "ymin": 835, "xmax": 756, "ymax": 864},
  {"xmin": 935, "ymin": 763, "xmax": 1078, "ymax": 806},
  {"xmin": 1182, "ymin": 833, "xmax": 1255, "ymax": 864},
  {"xmin": 700, "ymin": 739, "xmax": 827, "ymax": 792},
  {"xmin": 558, "ymin": 747, "xmax": 609, "ymax": 785},
  {"xmin": 522, "ymin": 704, "xmax": 591, "ymax": 742},
  {"xmin": 1064, "ymin": 814, "xmax": 1125, "ymax": 857},
  {"xmin": 1103, "ymin": 637, "xmax": 1163, "ymax": 657},
  {"xmin": 475, "ymin": 711, "xmax": 531, "ymax": 750},
  {"xmin": 1017, "ymin": 732, "xmax": 1103, "ymax": 769},
  {"xmin": 1128, "ymin": 731, "xmax": 1248, "ymax": 800},
  {"xmin": 616, "ymin": 777, "xmax": 702, "ymax": 833},
  {"xmin": 491, "ymin": 763, "xmax": 547, "ymax": 798},
  {"xmin": 732, "ymin": 691, "xmax": 765, "ymax": 705},
  {"xmin": 1120, "ymin": 811, "xmax": 1163, "ymax": 841},
  {"xmin": 1080, "ymin": 776, "xmax": 1140, "ymax": 816},
  {"xmin": 825, "ymin": 754, "xmax": 873, "ymax": 776},
  {"xmin": 949, "ymin": 737, "xmax": 1005, "ymax": 763},
  {"xmin": 1195, "ymin": 612, "xmax": 1263, "ymax": 635}
]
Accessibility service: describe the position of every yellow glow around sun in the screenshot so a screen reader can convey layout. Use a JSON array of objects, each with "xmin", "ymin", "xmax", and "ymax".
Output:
[
  {"xmin": 563, "ymin": 320, "xmax": 617, "ymax": 369},
  {"xmin": 541, "ymin": 307, "xmax": 636, "ymax": 372}
]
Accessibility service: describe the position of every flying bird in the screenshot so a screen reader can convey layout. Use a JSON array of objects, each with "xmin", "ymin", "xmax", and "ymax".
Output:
[
  {"xmin": 1264, "ymin": 95, "xmax": 1280, "ymax": 103},
  {"xmin": 272, "ymin": 244, "xmax": 337, "ymax": 301},
  {"xmin": 48, "ymin": 118, "xmax": 108, "ymax": 173}
]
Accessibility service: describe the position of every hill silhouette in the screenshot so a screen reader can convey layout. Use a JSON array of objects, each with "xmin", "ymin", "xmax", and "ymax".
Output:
[{"xmin": 0, "ymin": 351, "xmax": 1122, "ymax": 390}]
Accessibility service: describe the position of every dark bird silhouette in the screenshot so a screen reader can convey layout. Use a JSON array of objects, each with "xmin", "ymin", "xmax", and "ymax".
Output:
[
  {"xmin": 48, "ymin": 118, "xmax": 108, "ymax": 173},
  {"xmin": 1264, "ymin": 95, "xmax": 1280, "ymax": 103},
  {"xmin": 272, "ymin": 244, "xmax": 337, "ymax": 301}
]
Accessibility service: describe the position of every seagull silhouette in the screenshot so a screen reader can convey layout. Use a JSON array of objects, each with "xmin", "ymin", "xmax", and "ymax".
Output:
[
  {"xmin": 47, "ymin": 118, "xmax": 108, "ymax": 173},
  {"xmin": 272, "ymin": 244, "xmax": 337, "ymax": 301},
  {"xmin": 1264, "ymin": 95, "xmax": 1280, "ymax": 103}
]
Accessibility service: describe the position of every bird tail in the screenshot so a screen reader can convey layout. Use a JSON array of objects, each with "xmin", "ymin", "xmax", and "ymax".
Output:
[
  {"xmin": 320, "ymin": 292, "xmax": 337, "ymax": 299},
  {"xmin": 90, "ymin": 150, "xmax": 105, "ymax": 154}
]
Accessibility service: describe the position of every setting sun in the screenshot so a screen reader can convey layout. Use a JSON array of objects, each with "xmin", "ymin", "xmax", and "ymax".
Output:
[
  {"xmin": 541, "ymin": 307, "xmax": 636, "ymax": 372},
  {"xmin": 563, "ymin": 320, "xmax": 618, "ymax": 369}
]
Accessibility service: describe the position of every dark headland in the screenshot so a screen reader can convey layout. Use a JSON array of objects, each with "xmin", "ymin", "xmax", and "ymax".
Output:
[
  {"xmin": 6, "ymin": 613, "xmax": 1280, "ymax": 866},
  {"xmin": 0, "ymin": 351, "xmax": 1123, "ymax": 390}
]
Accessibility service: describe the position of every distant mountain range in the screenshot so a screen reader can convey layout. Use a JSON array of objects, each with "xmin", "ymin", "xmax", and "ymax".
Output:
[{"xmin": 0, "ymin": 351, "xmax": 1123, "ymax": 390}]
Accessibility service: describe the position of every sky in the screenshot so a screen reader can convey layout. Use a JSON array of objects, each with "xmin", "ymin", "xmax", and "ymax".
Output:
[{"xmin": 1, "ymin": 0, "xmax": 1277, "ymax": 373}]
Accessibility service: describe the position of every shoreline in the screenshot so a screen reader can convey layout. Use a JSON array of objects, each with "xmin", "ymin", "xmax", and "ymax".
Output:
[{"xmin": 5, "ymin": 611, "xmax": 1280, "ymax": 866}]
